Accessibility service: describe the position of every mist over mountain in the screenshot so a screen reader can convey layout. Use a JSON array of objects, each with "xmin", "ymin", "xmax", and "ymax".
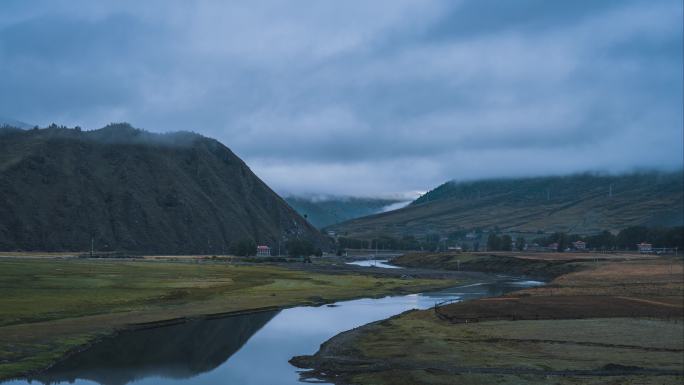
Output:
[
  {"xmin": 0, "ymin": 116, "xmax": 32, "ymax": 129},
  {"xmin": 0, "ymin": 123, "xmax": 326, "ymax": 254},
  {"xmin": 284, "ymin": 195, "xmax": 407, "ymax": 229},
  {"xmin": 328, "ymin": 171, "xmax": 684, "ymax": 239}
]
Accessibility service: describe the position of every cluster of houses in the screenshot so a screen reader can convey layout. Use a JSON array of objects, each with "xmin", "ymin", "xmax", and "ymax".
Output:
[
  {"xmin": 500, "ymin": 239, "xmax": 658, "ymax": 253},
  {"xmin": 543, "ymin": 240, "xmax": 655, "ymax": 253},
  {"xmin": 253, "ymin": 238, "xmax": 663, "ymax": 257}
]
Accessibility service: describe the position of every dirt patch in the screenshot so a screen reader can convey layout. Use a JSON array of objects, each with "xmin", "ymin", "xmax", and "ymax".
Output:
[
  {"xmin": 393, "ymin": 252, "xmax": 586, "ymax": 279},
  {"xmin": 435, "ymin": 295, "xmax": 683, "ymax": 323}
]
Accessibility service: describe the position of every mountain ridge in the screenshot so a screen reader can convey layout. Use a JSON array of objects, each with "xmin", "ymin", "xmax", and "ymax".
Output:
[
  {"xmin": 0, "ymin": 123, "xmax": 326, "ymax": 253},
  {"xmin": 327, "ymin": 171, "xmax": 684, "ymax": 239}
]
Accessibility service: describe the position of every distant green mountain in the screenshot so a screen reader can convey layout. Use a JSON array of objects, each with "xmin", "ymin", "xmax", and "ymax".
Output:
[
  {"xmin": 328, "ymin": 172, "xmax": 683, "ymax": 239},
  {"xmin": 285, "ymin": 196, "xmax": 406, "ymax": 229}
]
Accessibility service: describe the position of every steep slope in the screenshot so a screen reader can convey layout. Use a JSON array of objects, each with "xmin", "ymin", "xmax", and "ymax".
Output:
[
  {"xmin": 0, "ymin": 124, "xmax": 326, "ymax": 253},
  {"xmin": 284, "ymin": 196, "xmax": 405, "ymax": 228},
  {"xmin": 328, "ymin": 172, "xmax": 683, "ymax": 239}
]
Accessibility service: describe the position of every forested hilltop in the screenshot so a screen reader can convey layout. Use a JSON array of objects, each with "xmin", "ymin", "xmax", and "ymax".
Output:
[
  {"xmin": 328, "ymin": 172, "xmax": 683, "ymax": 240},
  {"xmin": 0, "ymin": 124, "xmax": 326, "ymax": 254}
]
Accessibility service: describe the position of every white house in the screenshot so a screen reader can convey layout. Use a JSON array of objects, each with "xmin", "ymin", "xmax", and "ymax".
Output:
[{"xmin": 637, "ymin": 242, "xmax": 653, "ymax": 253}]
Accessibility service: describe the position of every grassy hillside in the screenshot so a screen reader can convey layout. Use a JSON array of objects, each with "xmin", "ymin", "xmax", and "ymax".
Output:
[
  {"xmin": 285, "ymin": 196, "xmax": 404, "ymax": 228},
  {"xmin": 328, "ymin": 172, "xmax": 683, "ymax": 239},
  {"xmin": 0, "ymin": 124, "xmax": 326, "ymax": 253}
]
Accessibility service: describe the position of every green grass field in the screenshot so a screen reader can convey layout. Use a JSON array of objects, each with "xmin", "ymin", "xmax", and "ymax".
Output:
[
  {"xmin": 0, "ymin": 258, "xmax": 456, "ymax": 380},
  {"xmin": 349, "ymin": 315, "xmax": 683, "ymax": 385}
]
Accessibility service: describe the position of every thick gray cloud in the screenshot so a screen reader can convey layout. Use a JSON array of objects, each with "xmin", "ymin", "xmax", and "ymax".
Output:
[{"xmin": 1, "ymin": 0, "xmax": 681, "ymax": 196}]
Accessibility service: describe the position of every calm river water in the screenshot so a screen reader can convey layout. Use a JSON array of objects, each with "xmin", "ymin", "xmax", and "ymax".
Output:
[
  {"xmin": 3, "ymin": 277, "xmax": 542, "ymax": 385},
  {"xmin": 345, "ymin": 259, "xmax": 401, "ymax": 268}
]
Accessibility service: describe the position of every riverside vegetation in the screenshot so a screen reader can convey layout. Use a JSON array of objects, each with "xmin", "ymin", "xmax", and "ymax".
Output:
[{"xmin": 0, "ymin": 257, "xmax": 457, "ymax": 380}]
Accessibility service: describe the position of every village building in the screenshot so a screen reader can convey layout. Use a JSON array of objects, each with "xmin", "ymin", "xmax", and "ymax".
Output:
[
  {"xmin": 548, "ymin": 242, "xmax": 559, "ymax": 251},
  {"xmin": 637, "ymin": 242, "xmax": 653, "ymax": 254},
  {"xmin": 256, "ymin": 245, "xmax": 271, "ymax": 257},
  {"xmin": 572, "ymin": 240, "xmax": 586, "ymax": 250}
]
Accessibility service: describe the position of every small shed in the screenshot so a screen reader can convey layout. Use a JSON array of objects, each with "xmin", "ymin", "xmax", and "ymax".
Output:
[
  {"xmin": 637, "ymin": 242, "xmax": 653, "ymax": 254},
  {"xmin": 256, "ymin": 245, "xmax": 271, "ymax": 257}
]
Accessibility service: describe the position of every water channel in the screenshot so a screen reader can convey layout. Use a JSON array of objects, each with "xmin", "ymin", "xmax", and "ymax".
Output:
[{"xmin": 4, "ymin": 275, "xmax": 542, "ymax": 385}]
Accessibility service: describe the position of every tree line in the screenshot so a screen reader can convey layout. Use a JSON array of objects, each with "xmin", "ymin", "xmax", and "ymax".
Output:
[
  {"xmin": 483, "ymin": 226, "xmax": 683, "ymax": 251},
  {"xmin": 337, "ymin": 225, "xmax": 683, "ymax": 253},
  {"xmin": 529, "ymin": 226, "xmax": 683, "ymax": 251},
  {"xmin": 229, "ymin": 238, "xmax": 322, "ymax": 257}
]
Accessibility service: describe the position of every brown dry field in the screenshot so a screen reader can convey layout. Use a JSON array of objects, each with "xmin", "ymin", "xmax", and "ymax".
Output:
[
  {"xmin": 437, "ymin": 257, "xmax": 684, "ymax": 322},
  {"xmin": 478, "ymin": 251, "xmax": 662, "ymax": 261}
]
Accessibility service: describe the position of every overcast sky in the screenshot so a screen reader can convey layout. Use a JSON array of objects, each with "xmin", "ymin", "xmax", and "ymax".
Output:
[{"xmin": 1, "ymin": 0, "xmax": 682, "ymax": 197}]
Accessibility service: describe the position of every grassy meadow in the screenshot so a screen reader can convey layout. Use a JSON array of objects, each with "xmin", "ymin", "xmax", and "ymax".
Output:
[{"xmin": 0, "ymin": 257, "xmax": 456, "ymax": 380}]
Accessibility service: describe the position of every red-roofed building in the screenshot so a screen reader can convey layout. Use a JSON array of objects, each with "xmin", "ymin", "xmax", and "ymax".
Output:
[{"xmin": 256, "ymin": 245, "xmax": 271, "ymax": 257}]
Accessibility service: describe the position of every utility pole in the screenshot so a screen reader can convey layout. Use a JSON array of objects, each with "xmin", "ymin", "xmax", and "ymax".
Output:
[{"xmin": 90, "ymin": 237, "xmax": 94, "ymax": 258}]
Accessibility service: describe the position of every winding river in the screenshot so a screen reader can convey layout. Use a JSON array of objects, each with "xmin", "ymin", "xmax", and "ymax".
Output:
[{"xmin": 3, "ymin": 276, "xmax": 542, "ymax": 385}]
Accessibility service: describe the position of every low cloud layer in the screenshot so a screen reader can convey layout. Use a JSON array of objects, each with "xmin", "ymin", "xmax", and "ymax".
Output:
[{"xmin": 1, "ymin": 0, "xmax": 682, "ymax": 196}]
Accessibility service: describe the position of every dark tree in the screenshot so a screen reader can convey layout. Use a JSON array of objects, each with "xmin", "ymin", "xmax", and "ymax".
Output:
[
  {"xmin": 286, "ymin": 239, "xmax": 315, "ymax": 257},
  {"xmin": 586, "ymin": 230, "xmax": 615, "ymax": 250},
  {"xmin": 230, "ymin": 238, "xmax": 257, "ymax": 256},
  {"xmin": 556, "ymin": 233, "xmax": 568, "ymax": 252},
  {"xmin": 501, "ymin": 235, "xmax": 513, "ymax": 251},
  {"xmin": 487, "ymin": 233, "xmax": 501, "ymax": 251},
  {"xmin": 516, "ymin": 236, "xmax": 526, "ymax": 251},
  {"xmin": 616, "ymin": 226, "xmax": 650, "ymax": 250}
]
